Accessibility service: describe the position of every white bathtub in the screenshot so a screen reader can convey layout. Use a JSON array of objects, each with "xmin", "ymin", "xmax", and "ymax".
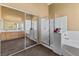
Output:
[{"xmin": 62, "ymin": 31, "xmax": 79, "ymax": 56}]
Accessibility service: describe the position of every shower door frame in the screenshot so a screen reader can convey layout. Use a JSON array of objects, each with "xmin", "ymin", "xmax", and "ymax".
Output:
[{"xmin": 40, "ymin": 17, "xmax": 50, "ymax": 46}]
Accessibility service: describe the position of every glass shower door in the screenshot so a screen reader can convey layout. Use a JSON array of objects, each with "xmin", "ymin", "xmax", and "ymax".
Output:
[
  {"xmin": 25, "ymin": 19, "xmax": 31, "ymax": 36},
  {"xmin": 25, "ymin": 14, "xmax": 38, "ymax": 41},
  {"xmin": 32, "ymin": 16, "xmax": 38, "ymax": 41},
  {"xmin": 40, "ymin": 17, "xmax": 50, "ymax": 45},
  {"xmin": 1, "ymin": 19, "xmax": 25, "ymax": 56},
  {"xmin": 25, "ymin": 14, "xmax": 37, "ymax": 47}
]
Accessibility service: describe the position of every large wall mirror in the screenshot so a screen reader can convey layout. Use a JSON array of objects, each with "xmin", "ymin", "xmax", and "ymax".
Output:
[
  {"xmin": 25, "ymin": 14, "xmax": 38, "ymax": 47},
  {"xmin": 0, "ymin": 5, "xmax": 39, "ymax": 56},
  {"xmin": 1, "ymin": 6, "xmax": 25, "ymax": 56}
]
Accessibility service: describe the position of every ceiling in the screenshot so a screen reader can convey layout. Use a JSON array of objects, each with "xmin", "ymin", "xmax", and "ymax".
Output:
[{"xmin": 0, "ymin": 3, "xmax": 49, "ymax": 17}]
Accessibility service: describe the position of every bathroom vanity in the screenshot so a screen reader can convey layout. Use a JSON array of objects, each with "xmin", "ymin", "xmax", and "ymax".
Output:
[{"xmin": 0, "ymin": 31, "xmax": 25, "ymax": 41}]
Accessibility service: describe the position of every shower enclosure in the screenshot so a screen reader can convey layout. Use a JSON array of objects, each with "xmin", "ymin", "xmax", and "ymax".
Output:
[
  {"xmin": 39, "ymin": 16, "xmax": 67, "ymax": 55},
  {"xmin": 39, "ymin": 17, "xmax": 54, "ymax": 46},
  {"xmin": 25, "ymin": 14, "xmax": 38, "ymax": 47}
]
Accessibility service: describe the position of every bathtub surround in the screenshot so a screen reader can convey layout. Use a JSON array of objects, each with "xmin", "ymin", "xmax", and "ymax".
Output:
[
  {"xmin": 49, "ymin": 3, "xmax": 79, "ymax": 56},
  {"xmin": 62, "ymin": 31, "xmax": 79, "ymax": 56}
]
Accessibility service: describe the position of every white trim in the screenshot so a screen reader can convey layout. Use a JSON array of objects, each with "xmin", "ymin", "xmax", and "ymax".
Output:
[{"xmin": 9, "ymin": 44, "xmax": 38, "ymax": 56}]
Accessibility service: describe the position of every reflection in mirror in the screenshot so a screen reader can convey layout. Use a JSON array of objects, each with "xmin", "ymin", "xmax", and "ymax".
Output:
[
  {"xmin": 0, "ymin": 6, "xmax": 39, "ymax": 56},
  {"xmin": 1, "ymin": 6, "xmax": 25, "ymax": 56},
  {"xmin": 25, "ymin": 14, "xmax": 37, "ymax": 47},
  {"xmin": 32, "ymin": 15, "xmax": 38, "ymax": 41},
  {"xmin": 25, "ymin": 14, "xmax": 32, "ymax": 35},
  {"xmin": 0, "ymin": 19, "xmax": 3, "ymax": 56}
]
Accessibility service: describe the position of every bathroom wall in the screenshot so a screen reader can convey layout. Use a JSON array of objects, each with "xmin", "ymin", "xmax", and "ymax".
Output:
[
  {"xmin": 49, "ymin": 3, "xmax": 79, "ymax": 31},
  {"xmin": 1, "ymin": 3, "xmax": 48, "ymax": 17},
  {"xmin": 0, "ymin": 5, "xmax": 1, "ymax": 19},
  {"xmin": 1, "ymin": 6, "xmax": 25, "ymax": 21}
]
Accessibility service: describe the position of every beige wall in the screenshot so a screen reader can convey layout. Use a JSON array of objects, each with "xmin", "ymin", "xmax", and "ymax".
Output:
[
  {"xmin": 0, "ymin": 5, "xmax": 1, "ymax": 19},
  {"xmin": 49, "ymin": 3, "xmax": 79, "ymax": 31},
  {"xmin": 1, "ymin": 3, "xmax": 48, "ymax": 17},
  {"xmin": 1, "ymin": 6, "xmax": 25, "ymax": 21},
  {"xmin": 49, "ymin": 4, "xmax": 55, "ymax": 19}
]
